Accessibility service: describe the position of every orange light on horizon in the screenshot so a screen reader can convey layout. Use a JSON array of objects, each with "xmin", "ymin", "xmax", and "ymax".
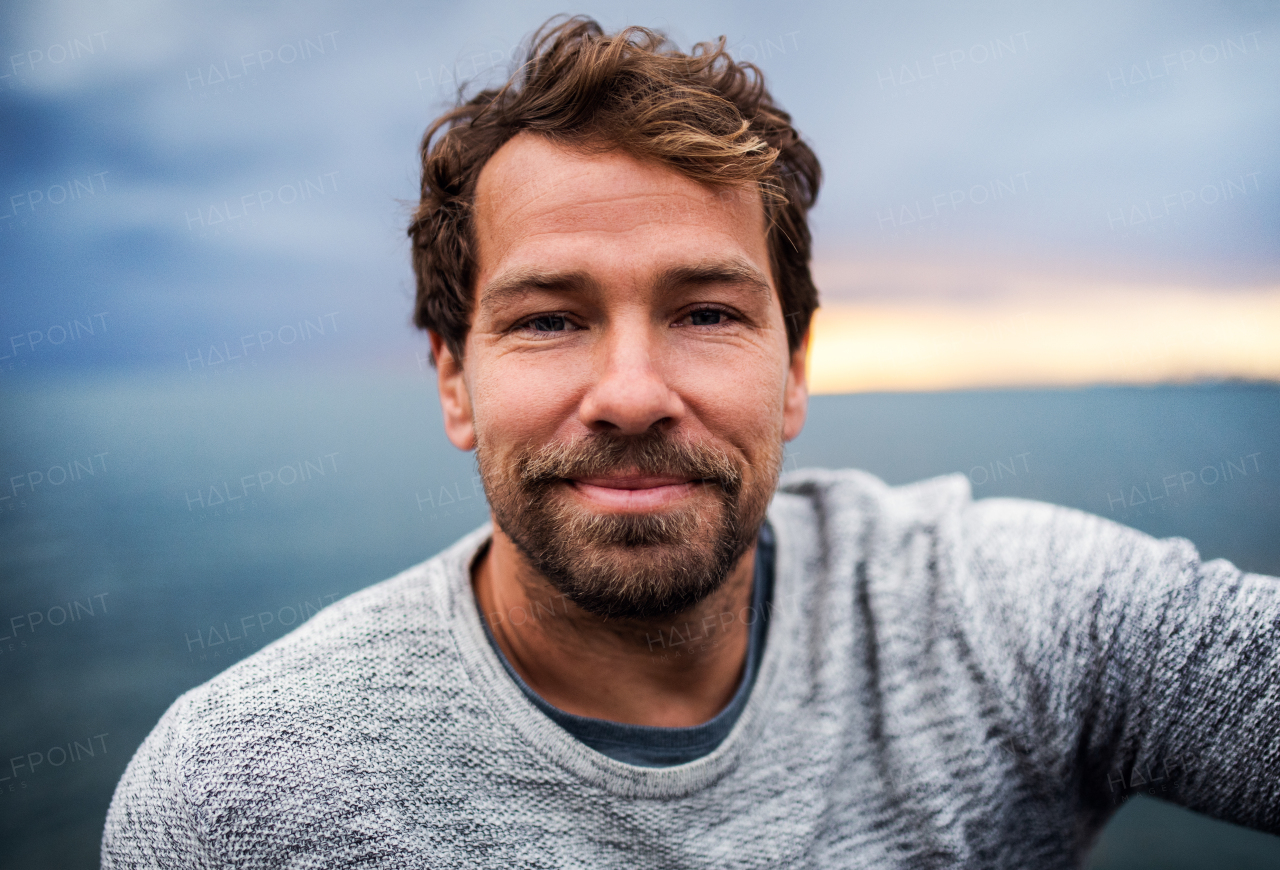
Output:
[{"xmin": 806, "ymin": 286, "xmax": 1280, "ymax": 394}]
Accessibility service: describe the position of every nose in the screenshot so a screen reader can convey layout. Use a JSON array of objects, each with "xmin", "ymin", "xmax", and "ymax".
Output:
[{"xmin": 578, "ymin": 318, "xmax": 684, "ymax": 435}]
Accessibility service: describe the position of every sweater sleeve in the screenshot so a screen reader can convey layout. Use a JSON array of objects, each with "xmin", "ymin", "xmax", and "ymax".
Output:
[
  {"xmin": 101, "ymin": 695, "xmax": 216, "ymax": 869},
  {"xmin": 958, "ymin": 497, "xmax": 1280, "ymax": 833}
]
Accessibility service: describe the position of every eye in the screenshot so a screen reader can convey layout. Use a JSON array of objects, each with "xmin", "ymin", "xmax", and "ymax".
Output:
[
  {"xmin": 522, "ymin": 314, "xmax": 573, "ymax": 334},
  {"xmin": 682, "ymin": 308, "xmax": 733, "ymax": 327}
]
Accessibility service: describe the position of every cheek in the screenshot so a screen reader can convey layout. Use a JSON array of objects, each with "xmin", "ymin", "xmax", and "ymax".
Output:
[
  {"xmin": 674, "ymin": 345, "xmax": 788, "ymax": 442},
  {"xmin": 469, "ymin": 357, "xmax": 582, "ymax": 445}
]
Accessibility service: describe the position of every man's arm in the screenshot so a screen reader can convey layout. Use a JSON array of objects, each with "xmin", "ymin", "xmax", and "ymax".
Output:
[
  {"xmin": 958, "ymin": 497, "xmax": 1280, "ymax": 832},
  {"xmin": 101, "ymin": 696, "xmax": 214, "ymax": 868}
]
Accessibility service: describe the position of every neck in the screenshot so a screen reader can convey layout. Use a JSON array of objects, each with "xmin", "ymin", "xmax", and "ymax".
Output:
[{"xmin": 471, "ymin": 522, "xmax": 759, "ymax": 727}]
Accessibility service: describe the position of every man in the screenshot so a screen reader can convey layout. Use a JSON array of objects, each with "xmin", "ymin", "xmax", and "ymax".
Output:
[{"xmin": 103, "ymin": 17, "xmax": 1279, "ymax": 868}]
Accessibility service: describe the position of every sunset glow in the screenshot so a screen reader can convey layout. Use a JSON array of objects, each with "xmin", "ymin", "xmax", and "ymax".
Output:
[{"xmin": 807, "ymin": 285, "xmax": 1280, "ymax": 394}]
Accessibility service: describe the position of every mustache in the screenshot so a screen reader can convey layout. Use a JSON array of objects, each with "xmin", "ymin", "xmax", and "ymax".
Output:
[{"xmin": 516, "ymin": 431, "xmax": 743, "ymax": 495}]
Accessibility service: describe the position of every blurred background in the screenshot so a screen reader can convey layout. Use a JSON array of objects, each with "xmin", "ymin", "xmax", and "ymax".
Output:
[{"xmin": 1, "ymin": 0, "xmax": 1277, "ymax": 867}]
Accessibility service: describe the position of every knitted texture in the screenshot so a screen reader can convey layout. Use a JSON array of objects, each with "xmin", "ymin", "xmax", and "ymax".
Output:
[{"xmin": 102, "ymin": 469, "xmax": 1280, "ymax": 868}]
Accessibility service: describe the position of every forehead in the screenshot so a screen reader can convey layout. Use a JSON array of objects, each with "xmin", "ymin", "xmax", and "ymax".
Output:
[{"xmin": 471, "ymin": 132, "xmax": 769, "ymax": 280}]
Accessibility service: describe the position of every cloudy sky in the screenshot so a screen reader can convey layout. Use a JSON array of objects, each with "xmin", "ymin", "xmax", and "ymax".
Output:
[{"xmin": 1, "ymin": 0, "xmax": 1276, "ymax": 389}]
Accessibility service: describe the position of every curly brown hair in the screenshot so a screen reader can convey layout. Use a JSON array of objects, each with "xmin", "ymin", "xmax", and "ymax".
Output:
[{"xmin": 408, "ymin": 16, "xmax": 821, "ymax": 365}]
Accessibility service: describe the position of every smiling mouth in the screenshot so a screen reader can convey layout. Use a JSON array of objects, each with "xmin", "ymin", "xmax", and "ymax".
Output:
[
  {"xmin": 565, "ymin": 473, "xmax": 707, "ymax": 510},
  {"xmin": 573, "ymin": 473, "xmax": 697, "ymax": 488}
]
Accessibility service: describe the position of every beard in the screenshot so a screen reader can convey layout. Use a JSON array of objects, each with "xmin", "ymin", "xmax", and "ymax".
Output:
[{"xmin": 476, "ymin": 428, "xmax": 781, "ymax": 620}]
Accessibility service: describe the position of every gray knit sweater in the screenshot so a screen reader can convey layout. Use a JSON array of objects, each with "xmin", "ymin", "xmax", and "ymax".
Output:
[{"xmin": 102, "ymin": 469, "xmax": 1280, "ymax": 868}]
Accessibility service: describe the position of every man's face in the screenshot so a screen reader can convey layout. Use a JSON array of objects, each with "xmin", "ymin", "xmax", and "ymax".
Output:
[{"xmin": 433, "ymin": 132, "xmax": 808, "ymax": 619}]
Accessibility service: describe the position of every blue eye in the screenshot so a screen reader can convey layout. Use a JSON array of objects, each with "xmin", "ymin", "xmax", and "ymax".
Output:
[
  {"xmin": 689, "ymin": 309, "xmax": 726, "ymax": 326},
  {"xmin": 529, "ymin": 314, "xmax": 568, "ymax": 332}
]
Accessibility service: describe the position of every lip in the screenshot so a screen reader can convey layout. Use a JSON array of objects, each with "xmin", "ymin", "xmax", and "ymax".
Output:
[{"xmin": 566, "ymin": 474, "xmax": 703, "ymax": 511}]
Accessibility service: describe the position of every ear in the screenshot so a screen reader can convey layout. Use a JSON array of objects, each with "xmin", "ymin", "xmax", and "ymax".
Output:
[
  {"xmin": 430, "ymin": 331, "xmax": 476, "ymax": 451},
  {"xmin": 782, "ymin": 328, "xmax": 809, "ymax": 442}
]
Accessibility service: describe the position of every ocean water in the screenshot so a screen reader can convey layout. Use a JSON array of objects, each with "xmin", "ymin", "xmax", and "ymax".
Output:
[{"xmin": 1, "ymin": 370, "xmax": 1277, "ymax": 868}]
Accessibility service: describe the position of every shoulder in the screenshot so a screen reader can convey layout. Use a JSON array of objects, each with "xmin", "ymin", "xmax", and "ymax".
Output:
[
  {"xmin": 771, "ymin": 467, "xmax": 972, "ymax": 551},
  {"xmin": 769, "ymin": 467, "xmax": 1199, "ymax": 595},
  {"xmin": 959, "ymin": 495, "xmax": 1199, "ymax": 591},
  {"xmin": 774, "ymin": 465, "xmax": 1191, "ymax": 553},
  {"xmin": 775, "ymin": 465, "xmax": 970, "ymax": 518},
  {"xmin": 185, "ymin": 549, "xmax": 451, "ymax": 711},
  {"xmin": 113, "ymin": 525, "xmax": 491, "ymax": 812}
]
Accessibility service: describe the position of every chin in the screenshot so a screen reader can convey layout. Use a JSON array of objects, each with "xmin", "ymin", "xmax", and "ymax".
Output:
[
  {"xmin": 503, "ymin": 496, "xmax": 751, "ymax": 620},
  {"xmin": 476, "ymin": 429, "xmax": 780, "ymax": 619}
]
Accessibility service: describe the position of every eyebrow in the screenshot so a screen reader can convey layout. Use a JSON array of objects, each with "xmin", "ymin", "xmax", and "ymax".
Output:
[
  {"xmin": 653, "ymin": 261, "xmax": 773, "ymax": 299},
  {"xmin": 479, "ymin": 259, "xmax": 772, "ymax": 310},
  {"xmin": 478, "ymin": 268, "xmax": 600, "ymax": 310}
]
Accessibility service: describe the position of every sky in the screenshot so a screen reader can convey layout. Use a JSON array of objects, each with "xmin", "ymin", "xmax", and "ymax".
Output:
[{"xmin": 1, "ymin": 0, "xmax": 1277, "ymax": 390}]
